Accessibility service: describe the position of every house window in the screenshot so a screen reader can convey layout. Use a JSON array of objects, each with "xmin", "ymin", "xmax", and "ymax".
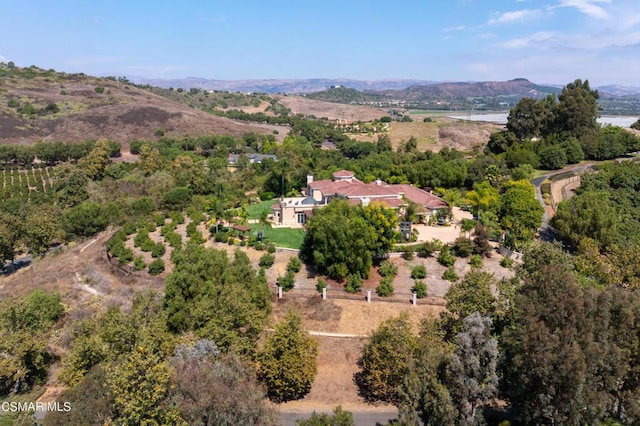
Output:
[{"xmin": 297, "ymin": 213, "xmax": 306, "ymax": 224}]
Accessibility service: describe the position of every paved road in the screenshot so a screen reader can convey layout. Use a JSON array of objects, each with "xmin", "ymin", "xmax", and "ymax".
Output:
[
  {"xmin": 280, "ymin": 409, "xmax": 398, "ymax": 425},
  {"xmin": 532, "ymin": 163, "xmax": 596, "ymax": 243}
]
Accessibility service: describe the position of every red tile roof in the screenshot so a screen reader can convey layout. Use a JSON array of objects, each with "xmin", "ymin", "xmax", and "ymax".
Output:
[
  {"xmin": 390, "ymin": 184, "xmax": 449, "ymax": 209},
  {"xmin": 332, "ymin": 170, "xmax": 355, "ymax": 178}
]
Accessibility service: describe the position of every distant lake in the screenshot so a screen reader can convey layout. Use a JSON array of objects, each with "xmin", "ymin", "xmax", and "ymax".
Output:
[{"xmin": 448, "ymin": 113, "xmax": 638, "ymax": 127}]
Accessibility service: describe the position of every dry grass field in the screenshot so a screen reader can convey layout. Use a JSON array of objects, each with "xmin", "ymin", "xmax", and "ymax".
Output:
[{"xmin": 350, "ymin": 119, "xmax": 502, "ymax": 153}]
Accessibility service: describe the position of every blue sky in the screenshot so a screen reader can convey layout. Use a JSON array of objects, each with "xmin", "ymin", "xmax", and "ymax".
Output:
[{"xmin": 0, "ymin": 0, "xmax": 638, "ymax": 86}]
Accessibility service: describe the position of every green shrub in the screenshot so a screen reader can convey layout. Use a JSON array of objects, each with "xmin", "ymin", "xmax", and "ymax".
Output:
[
  {"xmin": 469, "ymin": 254, "xmax": 483, "ymax": 269},
  {"xmin": 118, "ymin": 248, "xmax": 134, "ymax": 265},
  {"xmin": 411, "ymin": 265, "xmax": 427, "ymax": 279},
  {"xmin": 287, "ymin": 256, "xmax": 302, "ymax": 273},
  {"xmin": 278, "ymin": 270, "xmax": 295, "ymax": 291},
  {"xmin": 168, "ymin": 211, "xmax": 185, "ymax": 225},
  {"xmin": 259, "ymin": 253, "xmax": 275, "ymax": 268},
  {"xmin": 437, "ymin": 247, "xmax": 456, "ymax": 267},
  {"xmin": 344, "ymin": 274, "xmax": 362, "ymax": 293},
  {"xmin": 412, "ymin": 280, "xmax": 427, "ymax": 298},
  {"xmin": 500, "ymin": 257, "xmax": 513, "ymax": 268},
  {"xmin": 186, "ymin": 206, "xmax": 204, "ymax": 223},
  {"xmin": 133, "ymin": 230, "xmax": 149, "ymax": 248},
  {"xmin": 94, "ymin": 86, "xmax": 104, "ymax": 94},
  {"xmin": 133, "ymin": 256, "xmax": 146, "ymax": 271},
  {"xmin": 214, "ymin": 232, "xmax": 227, "ymax": 243},
  {"xmin": 268, "ymin": 243, "xmax": 276, "ymax": 254},
  {"xmin": 153, "ymin": 213, "xmax": 165, "ymax": 227},
  {"xmin": 402, "ymin": 248, "xmax": 414, "ymax": 260},
  {"xmin": 418, "ymin": 240, "xmax": 442, "ymax": 258},
  {"xmin": 151, "ymin": 242, "xmax": 166, "ymax": 258},
  {"xmin": 442, "ymin": 267, "xmax": 459, "ymax": 282},
  {"xmin": 316, "ymin": 278, "xmax": 327, "ymax": 293},
  {"xmin": 123, "ymin": 221, "xmax": 137, "ymax": 235},
  {"xmin": 139, "ymin": 237, "xmax": 155, "ymax": 252},
  {"xmin": 378, "ymin": 260, "xmax": 398, "ymax": 278},
  {"xmin": 148, "ymin": 259, "xmax": 165, "ymax": 275},
  {"xmin": 376, "ymin": 276, "xmax": 394, "ymax": 297},
  {"xmin": 255, "ymin": 242, "xmax": 264, "ymax": 251},
  {"xmin": 453, "ymin": 237, "xmax": 474, "ymax": 257},
  {"xmin": 165, "ymin": 232, "xmax": 182, "ymax": 249}
]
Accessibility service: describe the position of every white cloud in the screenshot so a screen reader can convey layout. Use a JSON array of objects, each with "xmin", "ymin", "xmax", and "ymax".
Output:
[
  {"xmin": 553, "ymin": 0, "xmax": 611, "ymax": 20},
  {"xmin": 495, "ymin": 31, "xmax": 561, "ymax": 48},
  {"xmin": 444, "ymin": 24, "xmax": 466, "ymax": 32},
  {"xmin": 488, "ymin": 8, "xmax": 542, "ymax": 24}
]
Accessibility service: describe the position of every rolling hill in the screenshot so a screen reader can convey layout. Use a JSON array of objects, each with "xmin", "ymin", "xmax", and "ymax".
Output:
[{"xmin": 0, "ymin": 65, "xmax": 286, "ymax": 146}]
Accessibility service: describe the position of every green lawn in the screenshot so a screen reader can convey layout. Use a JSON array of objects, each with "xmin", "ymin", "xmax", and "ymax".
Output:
[
  {"xmin": 246, "ymin": 199, "xmax": 277, "ymax": 220},
  {"xmin": 249, "ymin": 224, "xmax": 304, "ymax": 249}
]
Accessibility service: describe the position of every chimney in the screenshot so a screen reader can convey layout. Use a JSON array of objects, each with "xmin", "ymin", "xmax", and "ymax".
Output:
[
  {"xmin": 307, "ymin": 175, "xmax": 314, "ymax": 185},
  {"xmin": 375, "ymin": 179, "xmax": 382, "ymax": 186}
]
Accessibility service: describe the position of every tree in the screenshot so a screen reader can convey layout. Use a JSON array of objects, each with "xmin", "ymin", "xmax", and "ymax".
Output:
[
  {"xmin": 465, "ymin": 181, "xmax": 499, "ymax": 220},
  {"xmin": 376, "ymin": 134, "xmax": 392, "ymax": 153},
  {"xmin": 442, "ymin": 270, "xmax": 496, "ymax": 339},
  {"xmin": 105, "ymin": 346, "xmax": 184, "ymax": 425},
  {"xmin": 472, "ymin": 224, "xmax": 492, "ymax": 257},
  {"xmin": 0, "ymin": 213, "xmax": 23, "ymax": 265},
  {"xmin": 169, "ymin": 340, "xmax": 279, "ymax": 426},
  {"xmin": 551, "ymin": 191, "xmax": 619, "ymax": 249},
  {"xmin": 538, "ymin": 144, "xmax": 567, "ymax": 170},
  {"xmin": 554, "ymin": 79, "xmax": 599, "ymax": 140},
  {"xmin": 356, "ymin": 313, "xmax": 417, "ymax": 404},
  {"xmin": 0, "ymin": 290, "xmax": 64, "ymax": 394},
  {"xmin": 507, "ymin": 97, "xmax": 547, "ymax": 140},
  {"xmin": 43, "ymin": 366, "xmax": 114, "ymax": 426},
  {"xmin": 79, "ymin": 139, "xmax": 110, "ymax": 179},
  {"xmin": 499, "ymin": 179, "xmax": 543, "ymax": 248},
  {"xmin": 447, "ymin": 313, "xmax": 499, "ymax": 425},
  {"xmin": 398, "ymin": 318, "xmax": 456, "ymax": 425},
  {"xmin": 62, "ymin": 202, "xmax": 107, "ymax": 238},
  {"xmin": 259, "ymin": 208, "xmax": 271, "ymax": 241},
  {"xmin": 257, "ymin": 311, "xmax": 318, "ymax": 402},
  {"xmin": 164, "ymin": 246, "xmax": 270, "ymax": 354},
  {"xmin": 139, "ymin": 143, "xmax": 163, "ymax": 176},
  {"xmin": 360, "ymin": 202, "xmax": 399, "ymax": 257},
  {"xmin": 502, "ymin": 258, "xmax": 591, "ymax": 424},
  {"xmin": 300, "ymin": 200, "xmax": 376, "ymax": 280},
  {"xmin": 24, "ymin": 206, "xmax": 60, "ymax": 255}
]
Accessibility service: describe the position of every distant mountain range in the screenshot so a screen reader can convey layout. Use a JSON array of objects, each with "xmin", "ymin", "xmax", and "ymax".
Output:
[
  {"xmin": 128, "ymin": 76, "xmax": 640, "ymax": 97},
  {"xmin": 128, "ymin": 77, "xmax": 440, "ymax": 94}
]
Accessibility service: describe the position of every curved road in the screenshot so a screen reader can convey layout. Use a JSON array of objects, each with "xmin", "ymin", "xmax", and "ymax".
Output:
[{"xmin": 532, "ymin": 163, "xmax": 596, "ymax": 242}]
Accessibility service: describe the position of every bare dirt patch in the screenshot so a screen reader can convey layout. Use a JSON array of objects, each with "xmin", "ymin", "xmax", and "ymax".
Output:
[{"xmin": 275, "ymin": 95, "xmax": 388, "ymax": 122}]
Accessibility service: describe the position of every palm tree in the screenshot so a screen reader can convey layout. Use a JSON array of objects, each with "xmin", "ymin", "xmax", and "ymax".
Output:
[
  {"xmin": 259, "ymin": 209, "xmax": 272, "ymax": 241},
  {"xmin": 465, "ymin": 182, "xmax": 499, "ymax": 220}
]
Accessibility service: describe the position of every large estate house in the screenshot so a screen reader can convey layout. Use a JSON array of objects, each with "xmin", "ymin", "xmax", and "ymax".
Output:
[{"xmin": 270, "ymin": 170, "xmax": 448, "ymax": 226}]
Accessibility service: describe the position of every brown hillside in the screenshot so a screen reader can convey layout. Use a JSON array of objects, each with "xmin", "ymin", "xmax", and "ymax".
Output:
[
  {"xmin": 0, "ymin": 67, "xmax": 287, "ymax": 146},
  {"xmin": 274, "ymin": 95, "xmax": 388, "ymax": 122}
]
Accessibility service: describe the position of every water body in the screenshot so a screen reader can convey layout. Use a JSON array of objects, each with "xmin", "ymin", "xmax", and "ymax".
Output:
[{"xmin": 449, "ymin": 113, "xmax": 638, "ymax": 127}]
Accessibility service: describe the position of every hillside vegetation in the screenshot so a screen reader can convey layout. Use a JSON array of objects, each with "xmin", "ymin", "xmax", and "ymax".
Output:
[{"xmin": 0, "ymin": 64, "xmax": 286, "ymax": 146}]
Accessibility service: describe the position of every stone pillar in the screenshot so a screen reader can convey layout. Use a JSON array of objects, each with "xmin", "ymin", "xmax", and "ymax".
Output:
[
  {"xmin": 412, "ymin": 292, "xmax": 417, "ymax": 305},
  {"xmin": 278, "ymin": 286, "xmax": 283, "ymax": 299},
  {"xmin": 366, "ymin": 290, "xmax": 371, "ymax": 302},
  {"xmin": 322, "ymin": 287, "xmax": 327, "ymax": 300}
]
